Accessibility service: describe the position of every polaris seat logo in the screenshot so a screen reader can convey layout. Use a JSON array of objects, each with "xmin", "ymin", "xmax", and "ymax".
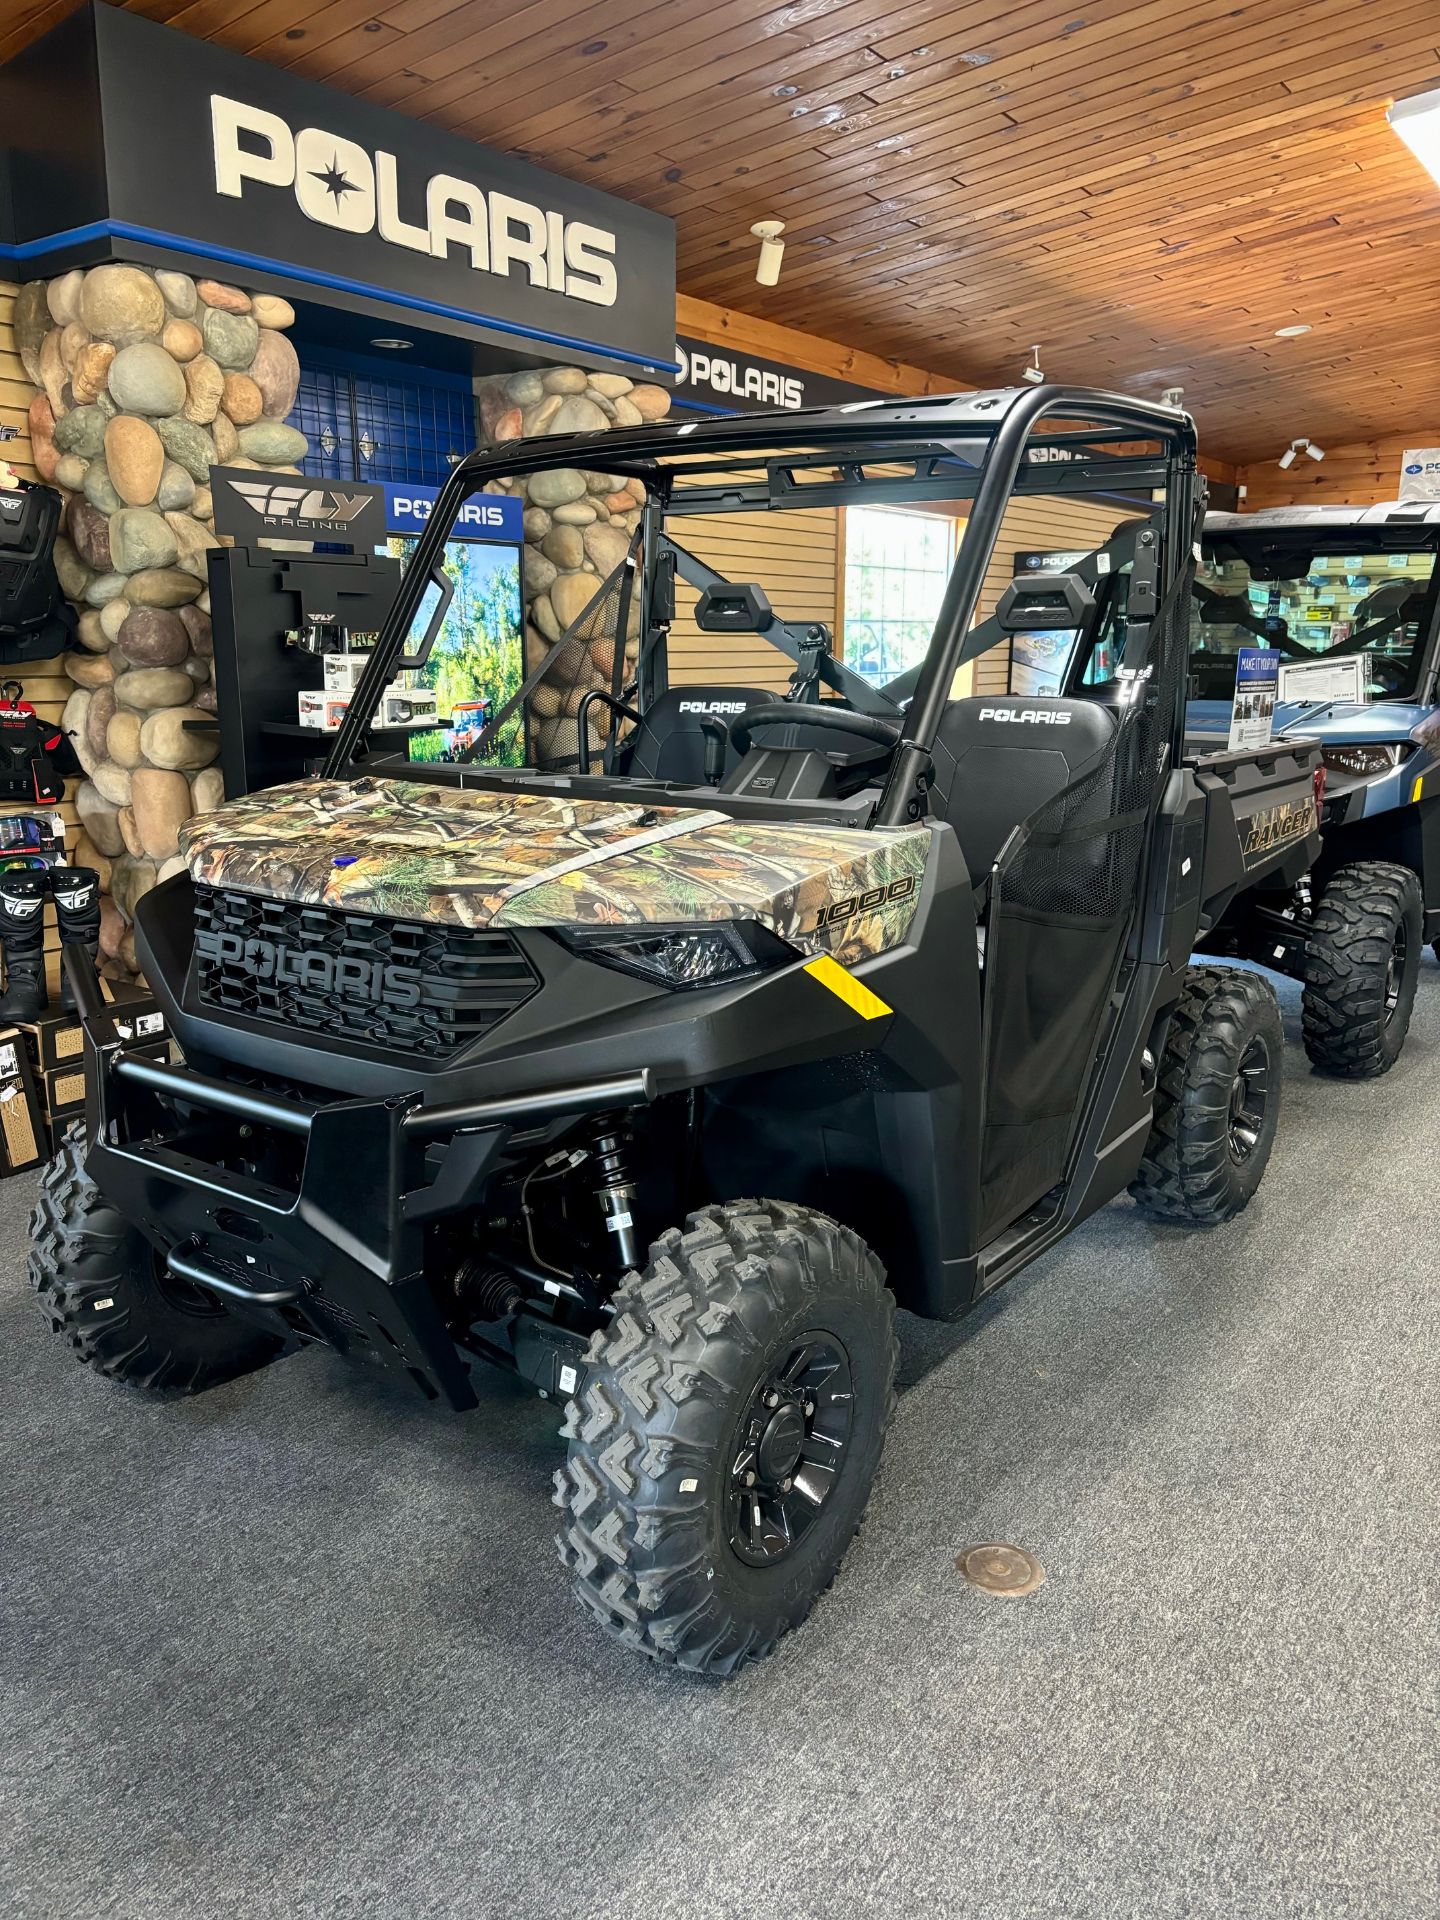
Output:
[
  {"xmin": 212, "ymin": 95, "xmax": 617, "ymax": 308},
  {"xmin": 197, "ymin": 928, "xmax": 422, "ymax": 1009},
  {"xmin": 979, "ymin": 707, "xmax": 1072, "ymax": 725},
  {"xmin": 678, "ymin": 699, "xmax": 748, "ymax": 714}
]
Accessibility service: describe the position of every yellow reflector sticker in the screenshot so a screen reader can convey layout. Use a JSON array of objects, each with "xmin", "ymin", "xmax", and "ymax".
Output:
[
  {"xmin": 804, "ymin": 954, "xmax": 892, "ymax": 1020},
  {"xmin": 1412, "ymin": 774, "xmax": 1424, "ymax": 804}
]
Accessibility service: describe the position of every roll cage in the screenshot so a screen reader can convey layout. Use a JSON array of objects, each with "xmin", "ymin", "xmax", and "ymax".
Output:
[{"xmin": 323, "ymin": 384, "xmax": 1199, "ymax": 825}]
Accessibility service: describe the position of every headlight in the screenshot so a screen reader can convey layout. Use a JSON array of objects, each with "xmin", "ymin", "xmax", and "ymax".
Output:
[
  {"xmin": 556, "ymin": 920, "xmax": 799, "ymax": 990},
  {"xmin": 1320, "ymin": 744, "xmax": 1404, "ymax": 778}
]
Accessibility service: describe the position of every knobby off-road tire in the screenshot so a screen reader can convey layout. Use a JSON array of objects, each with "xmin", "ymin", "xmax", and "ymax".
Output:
[
  {"xmin": 554, "ymin": 1200, "xmax": 897, "ymax": 1676},
  {"xmin": 1129, "ymin": 965, "xmax": 1283, "ymax": 1226},
  {"xmin": 1303, "ymin": 861, "xmax": 1421, "ymax": 1078},
  {"xmin": 29, "ymin": 1132, "xmax": 285, "ymax": 1395}
]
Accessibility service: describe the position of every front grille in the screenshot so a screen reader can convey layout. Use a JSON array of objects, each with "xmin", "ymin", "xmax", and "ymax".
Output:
[{"xmin": 193, "ymin": 886, "xmax": 540, "ymax": 1061}]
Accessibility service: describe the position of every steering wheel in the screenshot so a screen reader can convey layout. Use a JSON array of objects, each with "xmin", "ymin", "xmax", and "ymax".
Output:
[{"xmin": 729, "ymin": 702, "xmax": 902, "ymax": 758}]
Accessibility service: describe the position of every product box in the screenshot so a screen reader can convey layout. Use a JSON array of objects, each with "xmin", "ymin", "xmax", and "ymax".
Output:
[
  {"xmin": 40, "ymin": 1062, "xmax": 87, "ymax": 1124},
  {"xmin": 26, "ymin": 1004, "xmax": 88, "ymax": 1075},
  {"xmin": 0, "ymin": 1026, "xmax": 46, "ymax": 1173},
  {"xmin": 20, "ymin": 978, "xmax": 170, "ymax": 1076},
  {"xmin": 41, "ymin": 1037, "xmax": 169, "ymax": 1127},
  {"xmin": 105, "ymin": 979, "xmax": 170, "ymax": 1051},
  {"xmin": 298, "ymin": 689, "xmax": 351, "ymax": 730},
  {"xmin": 322, "ymin": 654, "xmax": 372, "ymax": 695},
  {"xmin": 379, "ymin": 683, "xmax": 438, "ymax": 728}
]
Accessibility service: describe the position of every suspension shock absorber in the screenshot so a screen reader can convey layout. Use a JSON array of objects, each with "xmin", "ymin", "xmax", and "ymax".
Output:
[{"xmin": 591, "ymin": 1121, "xmax": 641, "ymax": 1271}]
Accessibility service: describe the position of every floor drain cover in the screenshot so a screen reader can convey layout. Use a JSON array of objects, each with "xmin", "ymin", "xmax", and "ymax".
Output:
[{"xmin": 955, "ymin": 1543, "xmax": 1046, "ymax": 1597}]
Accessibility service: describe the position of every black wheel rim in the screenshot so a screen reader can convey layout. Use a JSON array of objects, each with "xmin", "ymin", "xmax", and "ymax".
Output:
[
  {"xmin": 1384, "ymin": 923, "xmax": 1408, "ymax": 1023},
  {"xmin": 1228, "ymin": 1037, "xmax": 1270, "ymax": 1164},
  {"xmin": 727, "ymin": 1332, "xmax": 854, "ymax": 1567}
]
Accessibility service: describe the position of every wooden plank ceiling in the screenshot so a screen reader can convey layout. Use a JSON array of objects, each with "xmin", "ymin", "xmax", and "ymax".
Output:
[{"xmin": 6, "ymin": 0, "xmax": 1440, "ymax": 464}]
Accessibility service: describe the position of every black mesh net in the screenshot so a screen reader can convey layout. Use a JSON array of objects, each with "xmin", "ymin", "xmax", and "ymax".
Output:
[
  {"xmin": 1002, "ymin": 570, "xmax": 1188, "ymax": 922},
  {"xmin": 979, "ymin": 558, "xmax": 1194, "ymax": 1235}
]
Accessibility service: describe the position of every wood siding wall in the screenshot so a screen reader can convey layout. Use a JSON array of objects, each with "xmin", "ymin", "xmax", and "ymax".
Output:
[
  {"xmin": 971, "ymin": 496, "xmax": 1131, "ymax": 698},
  {"xmin": 669, "ymin": 506, "xmax": 840, "ymax": 693},
  {"xmin": 1239, "ymin": 439, "xmax": 1433, "ymax": 511}
]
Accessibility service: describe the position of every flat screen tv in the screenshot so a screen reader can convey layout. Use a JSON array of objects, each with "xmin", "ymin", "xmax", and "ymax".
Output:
[{"xmin": 378, "ymin": 535, "xmax": 525, "ymax": 765}]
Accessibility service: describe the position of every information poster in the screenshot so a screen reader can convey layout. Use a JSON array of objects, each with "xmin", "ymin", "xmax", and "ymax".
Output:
[
  {"xmin": 1228, "ymin": 647, "xmax": 1281, "ymax": 750},
  {"xmin": 1010, "ymin": 629, "xmax": 1078, "ymax": 697},
  {"xmin": 1007, "ymin": 549, "xmax": 1090, "ymax": 695},
  {"xmin": 1277, "ymin": 656, "xmax": 1366, "ymax": 707},
  {"xmin": 1400, "ymin": 450, "xmax": 1440, "ymax": 501}
]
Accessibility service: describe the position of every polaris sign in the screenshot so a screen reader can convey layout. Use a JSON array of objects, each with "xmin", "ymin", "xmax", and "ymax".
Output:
[
  {"xmin": 383, "ymin": 484, "xmax": 523, "ymax": 543},
  {"xmin": 1399, "ymin": 448, "xmax": 1440, "ymax": 502},
  {"xmin": 673, "ymin": 337, "xmax": 881, "ymax": 416},
  {"xmin": 212, "ymin": 97, "xmax": 618, "ymax": 309},
  {"xmin": 0, "ymin": 5, "xmax": 677, "ymax": 378}
]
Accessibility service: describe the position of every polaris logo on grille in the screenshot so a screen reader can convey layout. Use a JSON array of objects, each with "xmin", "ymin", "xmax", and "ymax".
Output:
[
  {"xmin": 196, "ymin": 929, "xmax": 422, "ymax": 1008},
  {"xmin": 979, "ymin": 707, "xmax": 1072, "ymax": 725}
]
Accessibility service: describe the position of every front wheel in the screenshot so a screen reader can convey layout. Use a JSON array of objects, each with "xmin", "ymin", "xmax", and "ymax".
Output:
[
  {"xmin": 554, "ymin": 1200, "xmax": 897, "ymax": 1676},
  {"xmin": 1303, "ymin": 861, "xmax": 1422, "ymax": 1077},
  {"xmin": 1129, "ymin": 964, "xmax": 1283, "ymax": 1225},
  {"xmin": 29, "ymin": 1132, "xmax": 286, "ymax": 1395}
]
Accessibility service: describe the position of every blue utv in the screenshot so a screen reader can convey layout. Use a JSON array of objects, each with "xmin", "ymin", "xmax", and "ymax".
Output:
[{"xmin": 1184, "ymin": 502, "xmax": 1440, "ymax": 1076}]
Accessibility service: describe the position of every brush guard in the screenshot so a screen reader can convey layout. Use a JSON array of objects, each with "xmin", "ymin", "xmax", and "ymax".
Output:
[{"xmin": 65, "ymin": 946, "xmax": 653, "ymax": 1409}]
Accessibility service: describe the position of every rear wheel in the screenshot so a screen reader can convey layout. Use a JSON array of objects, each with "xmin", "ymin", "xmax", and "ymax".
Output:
[
  {"xmin": 554, "ymin": 1199, "xmax": 896, "ymax": 1676},
  {"xmin": 1129, "ymin": 964, "xmax": 1283, "ymax": 1225},
  {"xmin": 1303, "ymin": 861, "xmax": 1421, "ymax": 1077},
  {"xmin": 29, "ymin": 1132, "xmax": 286, "ymax": 1395}
]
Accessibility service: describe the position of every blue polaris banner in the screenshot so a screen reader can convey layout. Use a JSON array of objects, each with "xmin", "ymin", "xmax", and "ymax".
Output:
[{"xmin": 383, "ymin": 483, "xmax": 524, "ymax": 544}]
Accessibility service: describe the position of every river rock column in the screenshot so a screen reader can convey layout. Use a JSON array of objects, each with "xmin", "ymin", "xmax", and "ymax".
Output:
[
  {"xmin": 13, "ymin": 264, "xmax": 306, "ymax": 974},
  {"xmin": 473, "ymin": 365, "xmax": 672, "ymax": 770}
]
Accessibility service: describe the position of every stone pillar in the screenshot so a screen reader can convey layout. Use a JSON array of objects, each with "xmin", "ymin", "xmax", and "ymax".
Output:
[
  {"xmin": 12, "ymin": 264, "xmax": 305, "ymax": 974},
  {"xmin": 473, "ymin": 364, "xmax": 672, "ymax": 770}
]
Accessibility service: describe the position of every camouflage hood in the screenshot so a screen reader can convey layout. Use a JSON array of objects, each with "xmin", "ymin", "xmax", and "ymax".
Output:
[{"xmin": 180, "ymin": 776, "xmax": 930, "ymax": 963}]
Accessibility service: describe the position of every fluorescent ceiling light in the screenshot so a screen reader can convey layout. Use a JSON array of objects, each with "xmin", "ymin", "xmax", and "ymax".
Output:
[
  {"xmin": 1388, "ymin": 88, "xmax": 1440, "ymax": 180},
  {"xmin": 1274, "ymin": 323, "xmax": 1311, "ymax": 337}
]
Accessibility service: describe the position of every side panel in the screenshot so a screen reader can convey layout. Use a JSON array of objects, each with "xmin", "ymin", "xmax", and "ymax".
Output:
[{"xmin": 698, "ymin": 830, "xmax": 984, "ymax": 1317}]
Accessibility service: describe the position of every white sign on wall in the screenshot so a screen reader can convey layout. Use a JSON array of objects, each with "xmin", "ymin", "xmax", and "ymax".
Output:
[{"xmin": 1399, "ymin": 449, "xmax": 1440, "ymax": 500}]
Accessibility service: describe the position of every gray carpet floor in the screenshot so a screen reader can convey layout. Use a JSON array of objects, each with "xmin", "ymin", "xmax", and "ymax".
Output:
[{"xmin": 2, "ymin": 969, "xmax": 1437, "ymax": 1920}]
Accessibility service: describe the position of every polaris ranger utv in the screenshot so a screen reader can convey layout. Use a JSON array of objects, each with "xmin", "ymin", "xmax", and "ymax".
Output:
[
  {"xmin": 31, "ymin": 389, "xmax": 1322, "ymax": 1675},
  {"xmin": 1185, "ymin": 503, "xmax": 1440, "ymax": 1076}
]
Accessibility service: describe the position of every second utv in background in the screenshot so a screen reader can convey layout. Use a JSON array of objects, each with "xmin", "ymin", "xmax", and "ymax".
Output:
[{"xmin": 1185, "ymin": 502, "xmax": 1440, "ymax": 1076}]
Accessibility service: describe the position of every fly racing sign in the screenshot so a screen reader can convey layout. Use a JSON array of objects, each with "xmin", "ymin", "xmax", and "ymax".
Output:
[
  {"xmin": 211, "ymin": 469, "xmax": 385, "ymax": 545},
  {"xmin": 0, "ymin": 4, "xmax": 677, "ymax": 379}
]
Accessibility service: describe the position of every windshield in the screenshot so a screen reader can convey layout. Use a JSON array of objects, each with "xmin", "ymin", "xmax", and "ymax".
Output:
[
  {"xmin": 324, "ymin": 400, "xmax": 1190, "ymax": 795},
  {"xmin": 1190, "ymin": 547, "xmax": 1440, "ymax": 703}
]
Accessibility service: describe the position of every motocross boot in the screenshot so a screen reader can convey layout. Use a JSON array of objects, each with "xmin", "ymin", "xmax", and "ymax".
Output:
[
  {"xmin": 0, "ymin": 865, "xmax": 50, "ymax": 1020},
  {"xmin": 51, "ymin": 866, "xmax": 102, "ymax": 1013}
]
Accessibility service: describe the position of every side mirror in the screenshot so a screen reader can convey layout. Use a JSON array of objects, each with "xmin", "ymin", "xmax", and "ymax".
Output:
[
  {"xmin": 995, "ymin": 571, "xmax": 1095, "ymax": 633},
  {"xmin": 694, "ymin": 581, "xmax": 775, "ymax": 633}
]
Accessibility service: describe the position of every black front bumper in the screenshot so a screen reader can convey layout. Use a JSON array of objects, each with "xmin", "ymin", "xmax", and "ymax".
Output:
[{"xmin": 70, "ymin": 954, "xmax": 649, "ymax": 1410}]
